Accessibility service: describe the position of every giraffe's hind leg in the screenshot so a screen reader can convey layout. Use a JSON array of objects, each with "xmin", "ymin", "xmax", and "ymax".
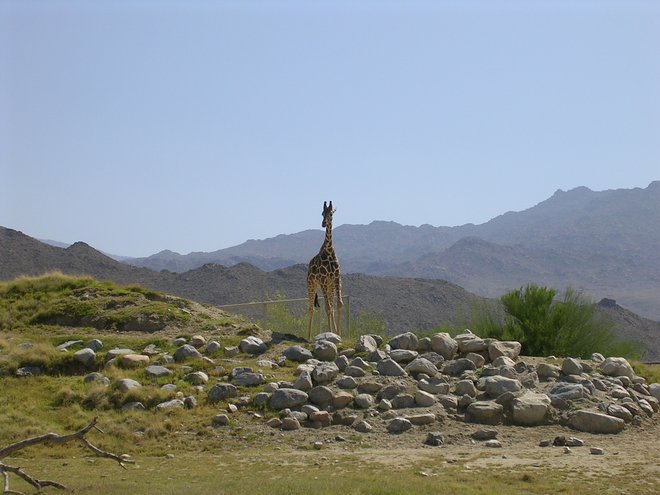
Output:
[
  {"xmin": 307, "ymin": 284, "xmax": 317, "ymax": 342},
  {"xmin": 322, "ymin": 289, "xmax": 337, "ymax": 335},
  {"xmin": 336, "ymin": 281, "xmax": 344, "ymax": 336}
]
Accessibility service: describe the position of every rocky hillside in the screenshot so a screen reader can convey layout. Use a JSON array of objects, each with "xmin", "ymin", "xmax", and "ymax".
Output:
[{"xmin": 123, "ymin": 182, "xmax": 660, "ymax": 320}]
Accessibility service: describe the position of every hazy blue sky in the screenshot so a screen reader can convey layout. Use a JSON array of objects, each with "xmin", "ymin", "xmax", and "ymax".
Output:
[{"xmin": 1, "ymin": 0, "xmax": 658, "ymax": 257}]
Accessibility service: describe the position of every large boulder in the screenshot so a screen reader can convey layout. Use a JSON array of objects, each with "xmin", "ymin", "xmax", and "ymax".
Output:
[
  {"xmin": 173, "ymin": 345, "xmax": 202, "ymax": 362},
  {"xmin": 313, "ymin": 340, "xmax": 338, "ymax": 362},
  {"xmin": 389, "ymin": 332, "xmax": 419, "ymax": 351},
  {"xmin": 561, "ymin": 358, "xmax": 583, "ymax": 376},
  {"xmin": 389, "ymin": 349, "xmax": 418, "ymax": 363},
  {"xmin": 465, "ymin": 401, "xmax": 504, "ymax": 425},
  {"xmin": 270, "ymin": 388, "xmax": 308, "ymax": 410},
  {"xmin": 308, "ymin": 386, "xmax": 335, "ymax": 406},
  {"xmin": 484, "ymin": 376, "xmax": 523, "ymax": 398},
  {"xmin": 312, "ymin": 362, "xmax": 340, "ymax": 384},
  {"xmin": 314, "ymin": 332, "xmax": 342, "ymax": 345},
  {"xmin": 600, "ymin": 357, "xmax": 635, "ymax": 379},
  {"xmin": 207, "ymin": 383, "xmax": 238, "ymax": 402},
  {"xmin": 119, "ymin": 354, "xmax": 150, "ymax": 368},
  {"xmin": 405, "ymin": 357, "xmax": 438, "ymax": 376},
  {"xmin": 443, "ymin": 358, "xmax": 477, "ymax": 377},
  {"xmin": 387, "ymin": 417, "xmax": 413, "ymax": 434},
  {"xmin": 239, "ymin": 336, "xmax": 267, "ymax": 355},
  {"xmin": 567, "ymin": 410, "xmax": 625, "ymax": 434},
  {"xmin": 488, "ymin": 341, "xmax": 522, "ymax": 361},
  {"xmin": 116, "ymin": 378, "xmax": 142, "ymax": 393},
  {"xmin": 430, "ymin": 333, "xmax": 458, "ymax": 360},
  {"xmin": 355, "ymin": 335, "xmax": 379, "ymax": 354},
  {"xmin": 376, "ymin": 358, "xmax": 407, "ymax": 377},
  {"xmin": 511, "ymin": 393, "xmax": 551, "ymax": 426},
  {"xmin": 283, "ymin": 346, "xmax": 313, "ymax": 363},
  {"xmin": 74, "ymin": 348, "xmax": 96, "ymax": 367}
]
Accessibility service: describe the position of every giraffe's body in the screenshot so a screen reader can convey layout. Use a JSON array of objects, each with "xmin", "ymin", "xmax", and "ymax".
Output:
[{"xmin": 307, "ymin": 201, "xmax": 344, "ymax": 341}]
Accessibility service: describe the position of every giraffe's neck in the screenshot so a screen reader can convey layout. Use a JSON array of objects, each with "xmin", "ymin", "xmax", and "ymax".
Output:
[{"xmin": 322, "ymin": 220, "xmax": 334, "ymax": 255}]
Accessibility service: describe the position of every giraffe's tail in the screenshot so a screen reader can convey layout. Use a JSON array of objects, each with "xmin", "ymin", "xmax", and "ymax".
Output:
[{"xmin": 314, "ymin": 293, "xmax": 320, "ymax": 308}]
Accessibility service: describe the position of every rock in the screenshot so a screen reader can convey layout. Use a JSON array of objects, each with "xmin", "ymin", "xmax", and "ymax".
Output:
[
  {"xmin": 333, "ymin": 410, "xmax": 359, "ymax": 426},
  {"xmin": 488, "ymin": 341, "xmax": 522, "ymax": 361},
  {"xmin": 212, "ymin": 414, "xmax": 230, "ymax": 426},
  {"xmin": 376, "ymin": 358, "xmax": 407, "ymax": 377},
  {"xmin": 313, "ymin": 340, "xmax": 338, "ymax": 362},
  {"xmin": 57, "ymin": 340, "xmax": 83, "ymax": 351},
  {"xmin": 549, "ymin": 382, "xmax": 586, "ymax": 402},
  {"xmin": 355, "ymin": 335, "xmax": 379, "ymax": 354},
  {"xmin": 492, "ymin": 356, "xmax": 516, "ymax": 368},
  {"xmin": 443, "ymin": 358, "xmax": 477, "ymax": 377},
  {"xmin": 425, "ymin": 432, "xmax": 444, "ymax": 446},
  {"xmin": 86, "ymin": 339, "xmax": 103, "ymax": 352},
  {"xmin": 335, "ymin": 355, "xmax": 349, "ymax": 371},
  {"xmin": 207, "ymin": 383, "xmax": 238, "ymax": 402},
  {"xmin": 354, "ymin": 420, "xmax": 373, "ymax": 433},
  {"xmin": 389, "ymin": 332, "xmax": 419, "ymax": 351},
  {"xmin": 562, "ymin": 358, "xmax": 583, "ymax": 376},
  {"xmin": 266, "ymin": 417, "xmax": 282, "ymax": 428},
  {"xmin": 253, "ymin": 392, "xmax": 271, "ymax": 407},
  {"xmin": 390, "ymin": 349, "xmax": 418, "ymax": 363},
  {"xmin": 173, "ymin": 345, "xmax": 202, "ymax": 362},
  {"xmin": 332, "ymin": 391, "xmax": 353, "ymax": 409},
  {"xmin": 344, "ymin": 365, "xmax": 367, "ymax": 377},
  {"xmin": 106, "ymin": 348, "xmax": 135, "ymax": 361},
  {"xmin": 407, "ymin": 413, "xmax": 435, "ymax": 425},
  {"xmin": 315, "ymin": 332, "xmax": 342, "ymax": 345},
  {"xmin": 293, "ymin": 371, "xmax": 313, "ymax": 391},
  {"xmin": 145, "ymin": 365, "xmax": 173, "ymax": 378},
  {"xmin": 239, "ymin": 336, "xmax": 267, "ymax": 355},
  {"xmin": 270, "ymin": 388, "xmax": 308, "ymax": 410},
  {"xmin": 309, "ymin": 410, "xmax": 332, "ymax": 427},
  {"xmin": 388, "ymin": 417, "xmax": 413, "ymax": 434},
  {"xmin": 649, "ymin": 383, "xmax": 660, "ymax": 402},
  {"xmin": 454, "ymin": 380, "xmax": 477, "ymax": 398},
  {"xmin": 465, "ymin": 352, "xmax": 486, "ymax": 368},
  {"xmin": 224, "ymin": 346, "xmax": 239, "ymax": 357},
  {"xmin": 600, "ymin": 357, "xmax": 635, "ymax": 379},
  {"xmin": 354, "ymin": 393, "xmax": 375, "ymax": 409},
  {"xmin": 568, "ymin": 410, "xmax": 625, "ymax": 434},
  {"xmin": 418, "ymin": 377, "xmax": 450, "ymax": 395},
  {"xmin": 116, "ymin": 378, "xmax": 142, "ymax": 392},
  {"xmin": 309, "ymin": 386, "xmax": 335, "ymax": 406},
  {"xmin": 256, "ymin": 359, "xmax": 278, "ymax": 369},
  {"xmin": 414, "ymin": 390, "xmax": 436, "ymax": 407},
  {"xmin": 417, "ymin": 337, "xmax": 432, "ymax": 352},
  {"xmin": 74, "ymin": 348, "xmax": 96, "ymax": 367},
  {"xmin": 368, "ymin": 349, "xmax": 387, "ymax": 362},
  {"xmin": 281, "ymin": 417, "xmax": 301, "ymax": 431},
  {"xmin": 183, "ymin": 371, "xmax": 209, "ymax": 385},
  {"xmin": 378, "ymin": 398, "xmax": 392, "ymax": 411},
  {"xmin": 205, "ymin": 341, "xmax": 222, "ymax": 355},
  {"xmin": 430, "ymin": 333, "xmax": 458, "ymax": 360},
  {"xmin": 312, "ymin": 362, "xmax": 340, "ymax": 384},
  {"xmin": 484, "ymin": 376, "xmax": 523, "ymax": 398},
  {"xmin": 590, "ymin": 353, "xmax": 606, "ymax": 363},
  {"xmin": 405, "ymin": 357, "xmax": 438, "ymax": 376},
  {"xmin": 465, "ymin": 401, "xmax": 504, "ymax": 425},
  {"xmin": 455, "ymin": 332, "xmax": 488, "ymax": 353},
  {"xmin": 484, "ymin": 439, "xmax": 502, "ymax": 448},
  {"xmin": 391, "ymin": 394, "xmax": 416, "ymax": 409},
  {"xmin": 337, "ymin": 376, "xmax": 358, "ymax": 389},
  {"xmin": 471, "ymin": 428, "xmax": 498, "ymax": 440},
  {"xmin": 233, "ymin": 372, "xmax": 265, "ymax": 387},
  {"xmin": 161, "ymin": 384, "xmax": 177, "ymax": 392},
  {"xmin": 84, "ymin": 372, "xmax": 109, "ymax": 385},
  {"xmin": 156, "ymin": 399, "xmax": 184, "ymax": 411},
  {"xmin": 377, "ymin": 383, "xmax": 406, "ymax": 400},
  {"xmin": 119, "ymin": 354, "xmax": 150, "ymax": 368},
  {"xmin": 511, "ymin": 393, "xmax": 551, "ymax": 426},
  {"xmin": 590, "ymin": 447, "xmax": 605, "ymax": 455},
  {"xmin": 172, "ymin": 337, "xmax": 187, "ymax": 346},
  {"xmin": 190, "ymin": 335, "xmax": 206, "ymax": 348},
  {"xmin": 122, "ymin": 401, "xmax": 145, "ymax": 411},
  {"xmin": 359, "ymin": 381, "xmax": 383, "ymax": 394}
]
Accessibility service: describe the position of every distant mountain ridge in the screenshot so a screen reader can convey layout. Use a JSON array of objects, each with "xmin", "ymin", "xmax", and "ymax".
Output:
[{"xmin": 124, "ymin": 181, "xmax": 660, "ymax": 320}]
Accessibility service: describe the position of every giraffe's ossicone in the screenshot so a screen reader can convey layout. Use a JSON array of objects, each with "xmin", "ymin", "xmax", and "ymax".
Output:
[{"xmin": 307, "ymin": 201, "xmax": 344, "ymax": 341}]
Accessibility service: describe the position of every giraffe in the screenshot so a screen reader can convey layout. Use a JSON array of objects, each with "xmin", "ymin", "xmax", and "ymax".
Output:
[{"xmin": 307, "ymin": 201, "xmax": 344, "ymax": 341}]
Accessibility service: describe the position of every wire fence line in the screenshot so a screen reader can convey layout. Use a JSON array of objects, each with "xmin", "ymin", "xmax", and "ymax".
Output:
[{"xmin": 217, "ymin": 295, "xmax": 352, "ymax": 337}]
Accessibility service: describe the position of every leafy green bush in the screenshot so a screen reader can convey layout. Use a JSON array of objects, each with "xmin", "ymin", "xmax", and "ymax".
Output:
[{"xmin": 475, "ymin": 284, "xmax": 639, "ymax": 359}]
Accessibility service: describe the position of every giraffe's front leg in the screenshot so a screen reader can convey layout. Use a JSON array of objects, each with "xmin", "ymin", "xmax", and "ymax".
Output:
[{"xmin": 307, "ymin": 286, "xmax": 316, "ymax": 342}]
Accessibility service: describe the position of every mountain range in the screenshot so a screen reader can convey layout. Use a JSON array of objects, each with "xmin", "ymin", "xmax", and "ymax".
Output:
[{"xmin": 125, "ymin": 182, "xmax": 660, "ymax": 320}]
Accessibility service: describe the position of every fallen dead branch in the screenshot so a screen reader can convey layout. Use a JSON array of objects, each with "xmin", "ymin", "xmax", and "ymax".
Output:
[{"xmin": 0, "ymin": 417, "xmax": 132, "ymax": 494}]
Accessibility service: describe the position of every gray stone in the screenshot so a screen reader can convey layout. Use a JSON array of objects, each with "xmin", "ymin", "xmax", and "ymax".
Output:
[
  {"xmin": 205, "ymin": 341, "xmax": 222, "ymax": 355},
  {"xmin": 122, "ymin": 401, "xmax": 145, "ymax": 411},
  {"xmin": 377, "ymin": 383, "xmax": 406, "ymax": 400},
  {"xmin": 313, "ymin": 340, "xmax": 338, "ymax": 362},
  {"xmin": 83, "ymin": 372, "xmax": 110, "ymax": 385},
  {"xmin": 309, "ymin": 386, "xmax": 334, "ymax": 406},
  {"xmin": 376, "ymin": 358, "xmax": 407, "ymax": 377},
  {"xmin": 391, "ymin": 394, "xmax": 415, "ymax": 409},
  {"xmin": 407, "ymin": 413, "xmax": 435, "ymax": 425},
  {"xmin": 425, "ymin": 432, "xmax": 444, "ymax": 446},
  {"xmin": 355, "ymin": 335, "xmax": 378, "ymax": 354},
  {"xmin": 484, "ymin": 376, "xmax": 523, "ymax": 398},
  {"xmin": 354, "ymin": 420, "xmax": 373, "ymax": 433},
  {"xmin": 354, "ymin": 393, "xmax": 375, "ymax": 409},
  {"xmin": 183, "ymin": 371, "xmax": 209, "ymax": 385},
  {"xmin": 607, "ymin": 404, "xmax": 634, "ymax": 422},
  {"xmin": 212, "ymin": 414, "xmax": 230, "ymax": 426},
  {"xmin": 414, "ymin": 390, "xmax": 436, "ymax": 407},
  {"xmin": 456, "ymin": 332, "xmax": 488, "ymax": 353},
  {"xmin": 537, "ymin": 363, "xmax": 561, "ymax": 380},
  {"xmin": 106, "ymin": 348, "xmax": 135, "ymax": 360},
  {"xmin": 332, "ymin": 391, "xmax": 353, "ymax": 409},
  {"xmin": 590, "ymin": 447, "xmax": 605, "ymax": 455},
  {"xmin": 161, "ymin": 383, "xmax": 177, "ymax": 392},
  {"xmin": 600, "ymin": 357, "xmax": 635, "ymax": 379},
  {"xmin": 511, "ymin": 392, "xmax": 551, "ymax": 426},
  {"xmin": 454, "ymin": 380, "xmax": 477, "ymax": 398},
  {"xmin": 224, "ymin": 346, "xmax": 239, "ymax": 357},
  {"xmin": 378, "ymin": 398, "xmax": 392, "ymax": 411},
  {"xmin": 173, "ymin": 345, "xmax": 202, "ymax": 362},
  {"xmin": 405, "ymin": 357, "xmax": 438, "ymax": 376},
  {"xmin": 239, "ymin": 336, "xmax": 267, "ymax": 355},
  {"xmin": 156, "ymin": 399, "xmax": 185, "ymax": 411},
  {"xmin": 417, "ymin": 337, "xmax": 432, "ymax": 353},
  {"xmin": 387, "ymin": 417, "xmax": 413, "ymax": 434},
  {"xmin": 549, "ymin": 382, "xmax": 586, "ymax": 402},
  {"xmin": 418, "ymin": 377, "xmax": 450, "ymax": 395},
  {"xmin": 233, "ymin": 371, "xmax": 265, "ymax": 387},
  {"xmin": 389, "ymin": 332, "xmax": 419, "ymax": 351},
  {"xmin": 492, "ymin": 356, "xmax": 516, "ymax": 368},
  {"xmin": 281, "ymin": 417, "xmax": 301, "ymax": 431},
  {"xmin": 86, "ymin": 339, "xmax": 103, "ymax": 352},
  {"xmin": 649, "ymin": 383, "xmax": 660, "ymax": 402},
  {"xmin": 485, "ymin": 439, "xmax": 502, "ymax": 448},
  {"xmin": 472, "ymin": 428, "xmax": 498, "ymax": 440},
  {"xmin": 590, "ymin": 352, "xmax": 605, "ymax": 363},
  {"xmin": 312, "ymin": 362, "xmax": 340, "ymax": 384},
  {"xmin": 207, "ymin": 383, "xmax": 238, "ymax": 402},
  {"xmin": 568, "ymin": 410, "xmax": 625, "ymax": 434},
  {"xmin": 390, "ymin": 349, "xmax": 418, "ymax": 363},
  {"xmin": 253, "ymin": 392, "xmax": 271, "ymax": 407},
  {"xmin": 350, "ymin": 357, "xmax": 371, "ymax": 369},
  {"xmin": 488, "ymin": 341, "xmax": 522, "ymax": 361},
  {"xmin": 466, "ymin": 352, "xmax": 486, "ymax": 368},
  {"xmin": 419, "ymin": 352, "xmax": 445, "ymax": 366},
  {"xmin": 293, "ymin": 371, "xmax": 313, "ymax": 391},
  {"xmin": 270, "ymin": 388, "xmax": 308, "ymax": 410},
  {"xmin": 443, "ymin": 358, "xmax": 477, "ymax": 377},
  {"xmin": 190, "ymin": 335, "xmax": 206, "ymax": 348},
  {"xmin": 358, "ymin": 381, "xmax": 383, "ymax": 394},
  {"xmin": 562, "ymin": 358, "xmax": 583, "ymax": 376},
  {"xmin": 430, "ymin": 333, "xmax": 458, "ymax": 360},
  {"xmin": 74, "ymin": 348, "xmax": 96, "ymax": 367},
  {"xmin": 315, "ymin": 332, "xmax": 342, "ymax": 345},
  {"xmin": 116, "ymin": 378, "xmax": 142, "ymax": 392},
  {"xmin": 334, "ymin": 354, "xmax": 349, "ymax": 371},
  {"xmin": 344, "ymin": 365, "xmax": 367, "ymax": 377},
  {"xmin": 337, "ymin": 376, "xmax": 358, "ymax": 389},
  {"xmin": 57, "ymin": 340, "xmax": 83, "ymax": 351},
  {"xmin": 465, "ymin": 401, "xmax": 504, "ymax": 425}
]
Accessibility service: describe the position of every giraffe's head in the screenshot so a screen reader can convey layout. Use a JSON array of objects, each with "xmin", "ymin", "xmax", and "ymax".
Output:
[{"xmin": 321, "ymin": 201, "xmax": 335, "ymax": 228}]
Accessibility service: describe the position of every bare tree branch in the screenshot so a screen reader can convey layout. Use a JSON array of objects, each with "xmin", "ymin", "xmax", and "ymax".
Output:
[{"xmin": 0, "ymin": 417, "xmax": 132, "ymax": 494}]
